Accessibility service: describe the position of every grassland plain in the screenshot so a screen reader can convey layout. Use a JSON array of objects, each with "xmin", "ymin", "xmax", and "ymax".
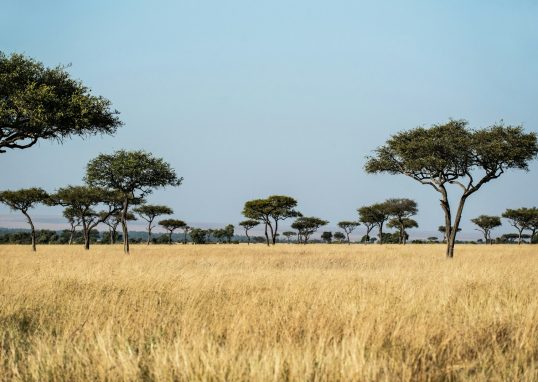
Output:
[{"xmin": 0, "ymin": 244, "xmax": 537, "ymax": 381}]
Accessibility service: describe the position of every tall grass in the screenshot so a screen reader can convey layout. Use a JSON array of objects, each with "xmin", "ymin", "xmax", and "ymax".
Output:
[{"xmin": 0, "ymin": 244, "xmax": 537, "ymax": 381}]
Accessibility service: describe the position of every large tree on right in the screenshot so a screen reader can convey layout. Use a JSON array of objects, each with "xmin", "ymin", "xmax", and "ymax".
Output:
[{"xmin": 365, "ymin": 120, "xmax": 537, "ymax": 258}]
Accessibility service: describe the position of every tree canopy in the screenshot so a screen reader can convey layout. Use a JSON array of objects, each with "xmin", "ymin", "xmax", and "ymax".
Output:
[
  {"xmin": 134, "ymin": 204, "xmax": 174, "ymax": 245},
  {"xmin": 86, "ymin": 150, "xmax": 182, "ymax": 253},
  {"xmin": 365, "ymin": 120, "xmax": 538, "ymax": 257},
  {"xmin": 470, "ymin": 215, "xmax": 501, "ymax": 244},
  {"xmin": 0, "ymin": 52, "xmax": 121, "ymax": 154},
  {"xmin": 291, "ymin": 216, "xmax": 328, "ymax": 244},
  {"xmin": 242, "ymin": 195, "xmax": 300, "ymax": 245},
  {"xmin": 159, "ymin": 219, "xmax": 186, "ymax": 244},
  {"xmin": 337, "ymin": 221, "xmax": 360, "ymax": 244},
  {"xmin": 0, "ymin": 187, "xmax": 48, "ymax": 251}
]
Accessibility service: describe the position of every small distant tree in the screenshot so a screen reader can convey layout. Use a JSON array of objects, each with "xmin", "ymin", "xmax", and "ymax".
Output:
[
  {"xmin": 242, "ymin": 195, "xmax": 301, "ymax": 246},
  {"xmin": 333, "ymin": 232, "xmax": 346, "ymax": 243},
  {"xmin": 337, "ymin": 221, "xmax": 360, "ymax": 245},
  {"xmin": 282, "ymin": 231, "xmax": 296, "ymax": 244},
  {"xmin": 182, "ymin": 225, "xmax": 191, "ymax": 244},
  {"xmin": 63, "ymin": 206, "xmax": 81, "ymax": 245},
  {"xmin": 133, "ymin": 204, "xmax": 173, "ymax": 245},
  {"xmin": 190, "ymin": 228, "xmax": 208, "ymax": 244},
  {"xmin": 159, "ymin": 219, "xmax": 186, "ymax": 244},
  {"xmin": 357, "ymin": 206, "xmax": 380, "ymax": 243},
  {"xmin": 359, "ymin": 202, "xmax": 392, "ymax": 244},
  {"xmin": 427, "ymin": 236, "xmax": 439, "ymax": 243},
  {"xmin": 387, "ymin": 217, "xmax": 418, "ymax": 245},
  {"xmin": 385, "ymin": 198, "xmax": 418, "ymax": 244},
  {"xmin": 85, "ymin": 150, "xmax": 182, "ymax": 254},
  {"xmin": 526, "ymin": 207, "xmax": 538, "ymax": 243},
  {"xmin": 239, "ymin": 220, "xmax": 259, "ymax": 245},
  {"xmin": 321, "ymin": 231, "xmax": 333, "ymax": 243},
  {"xmin": 0, "ymin": 52, "xmax": 121, "ymax": 155},
  {"xmin": 470, "ymin": 215, "xmax": 502, "ymax": 244},
  {"xmin": 224, "ymin": 224, "xmax": 235, "ymax": 243},
  {"xmin": 438, "ymin": 225, "xmax": 461, "ymax": 243},
  {"xmin": 0, "ymin": 188, "xmax": 48, "ymax": 251},
  {"xmin": 365, "ymin": 120, "xmax": 538, "ymax": 257},
  {"xmin": 51, "ymin": 186, "xmax": 121, "ymax": 250},
  {"xmin": 291, "ymin": 217, "xmax": 328, "ymax": 244},
  {"xmin": 502, "ymin": 208, "xmax": 534, "ymax": 244}
]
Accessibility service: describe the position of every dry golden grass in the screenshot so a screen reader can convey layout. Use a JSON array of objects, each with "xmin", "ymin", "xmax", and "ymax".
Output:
[{"xmin": 0, "ymin": 244, "xmax": 537, "ymax": 381}]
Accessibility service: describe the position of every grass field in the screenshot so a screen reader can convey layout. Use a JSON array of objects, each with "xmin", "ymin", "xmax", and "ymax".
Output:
[{"xmin": 1, "ymin": 244, "xmax": 537, "ymax": 381}]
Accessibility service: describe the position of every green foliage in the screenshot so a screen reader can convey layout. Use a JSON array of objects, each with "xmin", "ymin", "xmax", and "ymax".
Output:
[
  {"xmin": 471, "ymin": 215, "xmax": 502, "ymax": 243},
  {"xmin": 291, "ymin": 216, "xmax": 328, "ymax": 244},
  {"xmin": 85, "ymin": 150, "xmax": 182, "ymax": 197},
  {"xmin": 242, "ymin": 195, "xmax": 300, "ymax": 245},
  {"xmin": 190, "ymin": 228, "xmax": 208, "ymax": 244},
  {"xmin": 365, "ymin": 120, "xmax": 538, "ymax": 257},
  {"xmin": 321, "ymin": 231, "xmax": 333, "ymax": 243},
  {"xmin": 0, "ymin": 188, "xmax": 48, "ymax": 213},
  {"xmin": 159, "ymin": 219, "xmax": 186, "ymax": 244},
  {"xmin": 0, "ymin": 52, "xmax": 121, "ymax": 153},
  {"xmin": 333, "ymin": 232, "xmax": 346, "ymax": 242}
]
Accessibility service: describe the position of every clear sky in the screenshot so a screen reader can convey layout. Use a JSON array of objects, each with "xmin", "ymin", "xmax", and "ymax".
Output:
[{"xmin": 1, "ymin": 0, "xmax": 537, "ymax": 238}]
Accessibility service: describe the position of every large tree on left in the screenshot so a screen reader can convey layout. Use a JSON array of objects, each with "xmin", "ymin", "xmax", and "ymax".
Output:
[
  {"xmin": 0, "ymin": 188, "xmax": 48, "ymax": 251},
  {"xmin": 0, "ymin": 52, "xmax": 121, "ymax": 154},
  {"xmin": 85, "ymin": 150, "xmax": 182, "ymax": 254}
]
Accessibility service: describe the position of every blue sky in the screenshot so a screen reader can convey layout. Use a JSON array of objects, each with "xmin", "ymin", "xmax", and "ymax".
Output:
[{"xmin": 1, "ymin": 0, "xmax": 537, "ymax": 238}]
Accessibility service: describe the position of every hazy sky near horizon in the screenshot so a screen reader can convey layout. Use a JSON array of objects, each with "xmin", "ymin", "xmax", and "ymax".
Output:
[{"xmin": 1, "ymin": 0, "xmax": 538, "ymax": 238}]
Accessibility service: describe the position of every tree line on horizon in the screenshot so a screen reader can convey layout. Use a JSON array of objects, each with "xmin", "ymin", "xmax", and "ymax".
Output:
[{"xmin": 1, "ymin": 52, "xmax": 537, "ymax": 257}]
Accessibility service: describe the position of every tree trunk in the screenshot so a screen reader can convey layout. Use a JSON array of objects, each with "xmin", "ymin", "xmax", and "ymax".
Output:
[
  {"xmin": 518, "ymin": 228, "xmax": 523, "ymax": 245},
  {"xmin": 168, "ymin": 231, "xmax": 172, "ymax": 244},
  {"xmin": 346, "ymin": 231, "xmax": 351, "ymax": 245},
  {"xmin": 109, "ymin": 228, "xmax": 114, "ymax": 244},
  {"xmin": 272, "ymin": 220, "xmax": 278, "ymax": 245},
  {"xmin": 183, "ymin": 230, "xmax": 188, "ymax": 244},
  {"xmin": 147, "ymin": 221, "xmax": 152, "ymax": 245},
  {"xmin": 245, "ymin": 230, "xmax": 250, "ymax": 245},
  {"xmin": 267, "ymin": 221, "xmax": 275, "ymax": 246},
  {"xmin": 446, "ymin": 195, "xmax": 468, "ymax": 258},
  {"xmin": 23, "ymin": 212, "xmax": 36, "ymax": 252},
  {"xmin": 438, "ymin": 187, "xmax": 453, "ymax": 258},
  {"xmin": 121, "ymin": 199, "xmax": 130, "ymax": 254},
  {"xmin": 378, "ymin": 223, "xmax": 383, "ymax": 244},
  {"xmin": 69, "ymin": 227, "xmax": 75, "ymax": 245},
  {"xmin": 264, "ymin": 223, "xmax": 270, "ymax": 246}
]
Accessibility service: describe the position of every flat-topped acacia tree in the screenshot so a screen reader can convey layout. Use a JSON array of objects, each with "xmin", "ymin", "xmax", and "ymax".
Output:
[
  {"xmin": 133, "ymin": 204, "xmax": 174, "ymax": 245},
  {"xmin": 85, "ymin": 150, "xmax": 182, "ymax": 254},
  {"xmin": 242, "ymin": 195, "xmax": 301, "ymax": 246},
  {"xmin": 291, "ymin": 216, "xmax": 328, "ymax": 244},
  {"xmin": 50, "ymin": 186, "xmax": 123, "ymax": 250},
  {"xmin": 239, "ymin": 220, "xmax": 259, "ymax": 245},
  {"xmin": 471, "ymin": 215, "xmax": 501, "ymax": 244},
  {"xmin": 337, "ymin": 221, "xmax": 360, "ymax": 245},
  {"xmin": 385, "ymin": 198, "xmax": 418, "ymax": 245},
  {"xmin": 0, "ymin": 188, "xmax": 48, "ymax": 251},
  {"xmin": 0, "ymin": 52, "xmax": 121, "ymax": 154},
  {"xmin": 366, "ymin": 120, "xmax": 538, "ymax": 257},
  {"xmin": 159, "ymin": 219, "xmax": 186, "ymax": 244}
]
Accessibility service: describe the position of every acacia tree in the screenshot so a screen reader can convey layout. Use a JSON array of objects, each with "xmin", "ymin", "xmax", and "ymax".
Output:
[
  {"xmin": 242, "ymin": 195, "xmax": 300, "ymax": 246},
  {"xmin": 85, "ymin": 150, "xmax": 182, "ymax": 254},
  {"xmin": 224, "ymin": 224, "xmax": 235, "ymax": 243},
  {"xmin": 359, "ymin": 202, "xmax": 391, "ymax": 244},
  {"xmin": 282, "ymin": 231, "xmax": 296, "ymax": 243},
  {"xmin": 182, "ymin": 225, "xmax": 191, "ymax": 244},
  {"xmin": 291, "ymin": 216, "xmax": 328, "ymax": 244},
  {"xmin": 384, "ymin": 198, "xmax": 418, "ymax": 244},
  {"xmin": 502, "ymin": 208, "xmax": 534, "ymax": 244},
  {"xmin": 0, "ymin": 52, "xmax": 121, "ymax": 154},
  {"xmin": 0, "ymin": 188, "xmax": 48, "ymax": 251},
  {"xmin": 387, "ymin": 217, "xmax": 418, "ymax": 244},
  {"xmin": 337, "ymin": 221, "xmax": 360, "ymax": 245},
  {"xmin": 133, "ymin": 204, "xmax": 173, "ymax": 245},
  {"xmin": 63, "ymin": 207, "xmax": 81, "ymax": 245},
  {"xmin": 357, "ymin": 206, "xmax": 379, "ymax": 243},
  {"xmin": 239, "ymin": 220, "xmax": 259, "ymax": 245},
  {"xmin": 51, "ymin": 186, "xmax": 121, "ymax": 250},
  {"xmin": 470, "ymin": 215, "xmax": 501, "ymax": 244},
  {"xmin": 333, "ymin": 232, "xmax": 346, "ymax": 243},
  {"xmin": 321, "ymin": 231, "xmax": 333, "ymax": 243},
  {"xmin": 365, "ymin": 120, "xmax": 538, "ymax": 257},
  {"xmin": 159, "ymin": 219, "xmax": 186, "ymax": 244}
]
